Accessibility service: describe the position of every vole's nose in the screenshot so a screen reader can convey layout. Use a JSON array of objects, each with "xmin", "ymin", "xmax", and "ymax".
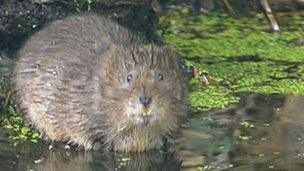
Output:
[{"xmin": 139, "ymin": 95, "xmax": 152, "ymax": 107}]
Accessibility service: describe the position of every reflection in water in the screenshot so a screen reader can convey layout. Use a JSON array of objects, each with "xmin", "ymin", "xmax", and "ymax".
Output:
[
  {"xmin": 0, "ymin": 141, "xmax": 180, "ymax": 171},
  {"xmin": 2, "ymin": 94, "xmax": 304, "ymax": 170},
  {"xmin": 176, "ymin": 94, "xmax": 304, "ymax": 170},
  {"xmin": 227, "ymin": 95, "xmax": 304, "ymax": 170}
]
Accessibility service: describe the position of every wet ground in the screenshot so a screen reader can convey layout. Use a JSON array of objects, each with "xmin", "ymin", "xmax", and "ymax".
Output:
[{"xmin": 1, "ymin": 94, "xmax": 304, "ymax": 170}]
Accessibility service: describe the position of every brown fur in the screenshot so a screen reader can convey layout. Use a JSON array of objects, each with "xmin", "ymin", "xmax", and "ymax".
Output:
[{"xmin": 11, "ymin": 13, "xmax": 187, "ymax": 152}]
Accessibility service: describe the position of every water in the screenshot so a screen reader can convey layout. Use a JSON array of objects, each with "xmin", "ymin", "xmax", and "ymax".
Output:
[
  {"xmin": 1, "ymin": 94, "xmax": 304, "ymax": 170},
  {"xmin": 0, "ymin": 138, "xmax": 180, "ymax": 171},
  {"xmin": 178, "ymin": 94, "xmax": 304, "ymax": 170}
]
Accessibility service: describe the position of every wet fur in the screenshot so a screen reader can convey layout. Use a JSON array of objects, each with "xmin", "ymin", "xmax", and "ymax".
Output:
[{"xmin": 11, "ymin": 14, "xmax": 187, "ymax": 152}]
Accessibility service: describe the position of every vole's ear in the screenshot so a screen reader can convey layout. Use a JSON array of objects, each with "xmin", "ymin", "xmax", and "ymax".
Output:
[
  {"xmin": 151, "ymin": 44, "xmax": 179, "ymax": 70},
  {"xmin": 106, "ymin": 45, "xmax": 137, "ymax": 73},
  {"xmin": 102, "ymin": 44, "xmax": 123, "ymax": 81},
  {"xmin": 158, "ymin": 45, "xmax": 174, "ymax": 55},
  {"xmin": 143, "ymin": 44, "xmax": 173, "ymax": 55}
]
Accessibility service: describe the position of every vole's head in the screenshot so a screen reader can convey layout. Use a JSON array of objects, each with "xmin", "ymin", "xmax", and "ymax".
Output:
[{"xmin": 102, "ymin": 44, "xmax": 187, "ymax": 134}]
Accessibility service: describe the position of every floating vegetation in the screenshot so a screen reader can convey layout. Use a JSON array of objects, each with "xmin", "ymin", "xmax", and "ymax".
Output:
[{"xmin": 160, "ymin": 8, "xmax": 304, "ymax": 111}]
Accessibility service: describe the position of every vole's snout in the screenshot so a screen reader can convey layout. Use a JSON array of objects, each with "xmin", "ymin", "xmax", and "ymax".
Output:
[
  {"xmin": 139, "ymin": 94, "xmax": 152, "ymax": 108},
  {"xmin": 139, "ymin": 92, "xmax": 153, "ymax": 124}
]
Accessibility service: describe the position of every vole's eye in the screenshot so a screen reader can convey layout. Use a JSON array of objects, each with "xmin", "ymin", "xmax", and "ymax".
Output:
[
  {"xmin": 126, "ymin": 74, "xmax": 133, "ymax": 83},
  {"xmin": 157, "ymin": 73, "xmax": 164, "ymax": 81}
]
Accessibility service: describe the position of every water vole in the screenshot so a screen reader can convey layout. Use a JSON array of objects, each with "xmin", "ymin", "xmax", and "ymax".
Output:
[{"xmin": 11, "ymin": 14, "xmax": 187, "ymax": 152}]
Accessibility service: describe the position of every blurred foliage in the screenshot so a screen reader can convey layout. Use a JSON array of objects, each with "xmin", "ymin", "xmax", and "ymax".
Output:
[{"xmin": 159, "ymin": 8, "xmax": 304, "ymax": 111}]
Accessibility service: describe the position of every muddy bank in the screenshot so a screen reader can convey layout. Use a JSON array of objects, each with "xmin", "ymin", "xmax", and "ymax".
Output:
[{"xmin": 0, "ymin": 0, "xmax": 158, "ymax": 52}]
